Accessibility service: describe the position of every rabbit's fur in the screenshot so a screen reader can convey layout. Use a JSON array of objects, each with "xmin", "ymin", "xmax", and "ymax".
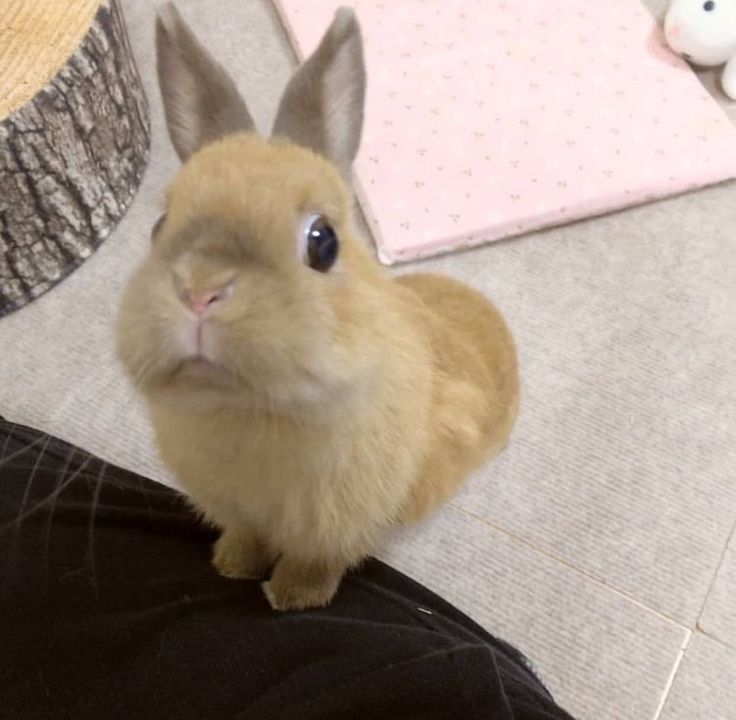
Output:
[{"xmin": 117, "ymin": 3, "xmax": 519, "ymax": 610}]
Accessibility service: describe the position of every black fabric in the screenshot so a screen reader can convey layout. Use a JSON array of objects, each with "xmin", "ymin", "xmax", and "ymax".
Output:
[{"xmin": 0, "ymin": 417, "xmax": 575, "ymax": 720}]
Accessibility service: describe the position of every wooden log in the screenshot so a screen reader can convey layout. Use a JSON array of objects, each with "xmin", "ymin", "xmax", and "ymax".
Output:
[{"xmin": 0, "ymin": 0, "xmax": 150, "ymax": 317}]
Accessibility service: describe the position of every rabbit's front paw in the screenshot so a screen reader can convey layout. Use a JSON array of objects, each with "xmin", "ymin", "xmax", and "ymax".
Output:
[
  {"xmin": 262, "ymin": 557, "xmax": 343, "ymax": 611},
  {"xmin": 212, "ymin": 527, "xmax": 274, "ymax": 580}
]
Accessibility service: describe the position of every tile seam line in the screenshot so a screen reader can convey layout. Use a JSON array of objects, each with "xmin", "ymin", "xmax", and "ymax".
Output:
[
  {"xmin": 451, "ymin": 502, "xmax": 689, "ymax": 628},
  {"xmin": 651, "ymin": 629, "xmax": 692, "ymax": 720},
  {"xmin": 694, "ymin": 516, "xmax": 736, "ymax": 628}
]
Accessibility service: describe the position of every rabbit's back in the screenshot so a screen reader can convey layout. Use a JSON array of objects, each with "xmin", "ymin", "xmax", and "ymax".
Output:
[{"xmin": 394, "ymin": 273, "xmax": 519, "ymax": 521}]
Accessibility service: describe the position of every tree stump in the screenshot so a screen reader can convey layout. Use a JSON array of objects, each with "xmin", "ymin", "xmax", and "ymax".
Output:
[{"xmin": 0, "ymin": 0, "xmax": 150, "ymax": 317}]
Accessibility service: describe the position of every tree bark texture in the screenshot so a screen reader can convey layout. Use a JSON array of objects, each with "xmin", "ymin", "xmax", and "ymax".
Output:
[{"xmin": 0, "ymin": 0, "xmax": 150, "ymax": 317}]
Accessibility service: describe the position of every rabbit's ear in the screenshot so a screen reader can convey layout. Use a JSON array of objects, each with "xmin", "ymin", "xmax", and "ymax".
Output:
[
  {"xmin": 156, "ymin": 2, "xmax": 256, "ymax": 162},
  {"xmin": 272, "ymin": 8, "xmax": 366, "ymax": 181}
]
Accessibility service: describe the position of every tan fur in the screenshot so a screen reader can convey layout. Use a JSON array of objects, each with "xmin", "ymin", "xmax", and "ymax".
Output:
[
  {"xmin": 117, "ymin": 6, "xmax": 519, "ymax": 611},
  {"xmin": 118, "ymin": 134, "xmax": 519, "ymax": 610}
]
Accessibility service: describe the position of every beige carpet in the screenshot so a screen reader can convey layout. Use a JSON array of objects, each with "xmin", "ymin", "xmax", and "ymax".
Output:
[{"xmin": 1, "ymin": 1, "xmax": 734, "ymax": 718}]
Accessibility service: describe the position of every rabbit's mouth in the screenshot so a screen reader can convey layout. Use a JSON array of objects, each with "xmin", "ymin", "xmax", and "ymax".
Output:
[
  {"xmin": 182, "ymin": 356, "xmax": 221, "ymax": 372},
  {"xmin": 175, "ymin": 356, "xmax": 230, "ymax": 384}
]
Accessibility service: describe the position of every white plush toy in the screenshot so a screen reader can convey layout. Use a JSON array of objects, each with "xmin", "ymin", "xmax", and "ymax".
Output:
[{"xmin": 664, "ymin": 0, "xmax": 736, "ymax": 99}]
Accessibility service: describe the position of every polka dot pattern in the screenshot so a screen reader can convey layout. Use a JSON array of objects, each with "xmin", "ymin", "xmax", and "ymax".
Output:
[{"xmin": 274, "ymin": 0, "xmax": 736, "ymax": 264}]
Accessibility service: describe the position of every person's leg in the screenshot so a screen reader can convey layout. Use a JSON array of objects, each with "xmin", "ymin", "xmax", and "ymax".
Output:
[{"xmin": 0, "ymin": 417, "xmax": 575, "ymax": 720}]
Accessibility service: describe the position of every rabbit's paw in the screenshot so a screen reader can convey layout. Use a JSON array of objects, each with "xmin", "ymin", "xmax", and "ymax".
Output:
[
  {"xmin": 723, "ymin": 56, "xmax": 736, "ymax": 100},
  {"xmin": 262, "ymin": 557, "xmax": 342, "ymax": 611},
  {"xmin": 212, "ymin": 527, "xmax": 274, "ymax": 580}
]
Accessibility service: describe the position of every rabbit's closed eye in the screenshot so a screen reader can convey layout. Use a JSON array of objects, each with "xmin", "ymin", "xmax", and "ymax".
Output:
[{"xmin": 151, "ymin": 213, "xmax": 167, "ymax": 242}]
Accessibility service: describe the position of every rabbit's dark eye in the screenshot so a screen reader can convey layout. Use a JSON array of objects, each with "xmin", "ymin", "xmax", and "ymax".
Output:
[
  {"xmin": 703, "ymin": 1, "xmax": 715, "ymax": 11},
  {"xmin": 304, "ymin": 214, "xmax": 339, "ymax": 272},
  {"xmin": 151, "ymin": 213, "xmax": 166, "ymax": 242}
]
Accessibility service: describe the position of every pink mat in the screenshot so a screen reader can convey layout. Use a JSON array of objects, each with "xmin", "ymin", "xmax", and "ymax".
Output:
[{"xmin": 273, "ymin": 0, "xmax": 736, "ymax": 264}]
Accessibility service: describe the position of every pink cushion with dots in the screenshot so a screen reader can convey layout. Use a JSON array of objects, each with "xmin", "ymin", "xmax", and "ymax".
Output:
[{"xmin": 273, "ymin": 0, "xmax": 736, "ymax": 264}]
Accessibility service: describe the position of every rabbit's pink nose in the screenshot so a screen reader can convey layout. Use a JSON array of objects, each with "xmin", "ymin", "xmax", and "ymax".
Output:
[
  {"xmin": 668, "ymin": 22, "xmax": 683, "ymax": 38},
  {"xmin": 180, "ymin": 283, "xmax": 233, "ymax": 315}
]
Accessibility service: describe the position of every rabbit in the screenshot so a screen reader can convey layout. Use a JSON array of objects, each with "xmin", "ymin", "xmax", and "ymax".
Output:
[
  {"xmin": 117, "ymin": 2, "xmax": 519, "ymax": 611},
  {"xmin": 664, "ymin": 0, "xmax": 736, "ymax": 99}
]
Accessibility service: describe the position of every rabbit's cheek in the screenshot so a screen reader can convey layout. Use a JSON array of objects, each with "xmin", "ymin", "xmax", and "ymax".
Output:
[
  {"xmin": 665, "ymin": 23, "xmax": 692, "ymax": 56},
  {"xmin": 668, "ymin": 21, "xmax": 683, "ymax": 40}
]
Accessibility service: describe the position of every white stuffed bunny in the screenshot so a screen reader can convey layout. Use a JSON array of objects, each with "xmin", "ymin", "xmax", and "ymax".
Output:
[{"xmin": 664, "ymin": 0, "xmax": 736, "ymax": 99}]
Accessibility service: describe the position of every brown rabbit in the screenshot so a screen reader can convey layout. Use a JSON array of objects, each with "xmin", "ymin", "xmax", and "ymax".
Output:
[{"xmin": 117, "ymin": 3, "xmax": 519, "ymax": 611}]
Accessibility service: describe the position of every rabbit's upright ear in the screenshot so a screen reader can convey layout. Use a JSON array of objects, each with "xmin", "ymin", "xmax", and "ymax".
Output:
[
  {"xmin": 156, "ymin": 2, "xmax": 256, "ymax": 161},
  {"xmin": 272, "ymin": 8, "xmax": 366, "ymax": 181}
]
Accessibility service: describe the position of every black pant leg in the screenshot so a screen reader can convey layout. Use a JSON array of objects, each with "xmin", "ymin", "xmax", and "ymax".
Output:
[{"xmin": 0, "ymin": 418, "xmax": 575, "ymax": 720}]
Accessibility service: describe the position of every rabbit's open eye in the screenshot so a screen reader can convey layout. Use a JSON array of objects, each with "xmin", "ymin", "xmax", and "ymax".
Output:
[
  {"xmin": 302, "ymin": 214, "xmax": 339, "ymax": 272},
  {"xmin": 151, "ymin": 213, "xmax": 166, "ymax": 242},
  {"xmin": 703, "ymin": 1, "xmax": 716, "ymax": 11}
]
